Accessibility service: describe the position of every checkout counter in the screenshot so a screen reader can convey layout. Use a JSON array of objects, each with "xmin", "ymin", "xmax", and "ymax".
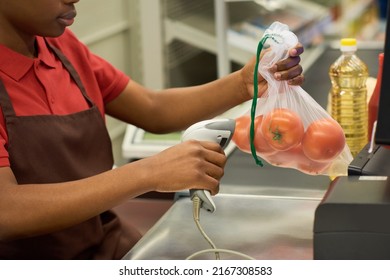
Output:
[
  {"xmin": 122, "ymin": 45, "xmax": 387, "ymax": 260},
  {"xmin": 122, "ymin": 149, "xmax": 329, "ymax": 260}
]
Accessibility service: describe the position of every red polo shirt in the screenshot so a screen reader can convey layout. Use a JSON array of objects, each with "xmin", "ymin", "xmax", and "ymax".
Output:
[{"xmin": 0, "ymin": 29, "xmax": 130, "ymax": 167}]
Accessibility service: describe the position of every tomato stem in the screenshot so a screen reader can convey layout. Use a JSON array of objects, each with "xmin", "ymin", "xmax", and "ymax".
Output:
[{"xmin": 271, "ymin": 128, "xmax": 282, "ymax": 142}]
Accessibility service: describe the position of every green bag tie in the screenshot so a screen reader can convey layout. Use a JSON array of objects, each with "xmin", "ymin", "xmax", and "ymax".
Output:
[{"xmin": 249, "ymin": 34, "xmax": 272, "ymax": 167}]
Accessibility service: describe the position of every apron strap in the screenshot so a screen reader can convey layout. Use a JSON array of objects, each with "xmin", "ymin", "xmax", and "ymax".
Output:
[
  {"xmin": 0, "ymin": 79, "xmax": 17, "ymax": 118},
  {"xmin": 45, "ymin": 40, "xmax": 95, "ymax": 108}
]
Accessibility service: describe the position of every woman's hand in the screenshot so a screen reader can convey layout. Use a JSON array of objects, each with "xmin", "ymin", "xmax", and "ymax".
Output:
[
  {"xmin": 140, "ymin": 140, "xmax": 227, "ymax": 195},
  {"xmin": 271, "ymin": 44, "xmax": 305, "ymax": 85},
  {"xmin": 241, "ymin": 43, "xmax": 305, "ymax": 99}
]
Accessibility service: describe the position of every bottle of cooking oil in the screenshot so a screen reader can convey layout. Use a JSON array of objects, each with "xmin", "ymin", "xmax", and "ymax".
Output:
[{"xmin": 329, "ymin": 38, "xmax": 369, "ymax": 157}]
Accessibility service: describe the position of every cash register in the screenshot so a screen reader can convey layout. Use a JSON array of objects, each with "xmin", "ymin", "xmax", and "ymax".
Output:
[{"xmin": 313, "ymin": 6, "xmax": 390, "ymax": 259}]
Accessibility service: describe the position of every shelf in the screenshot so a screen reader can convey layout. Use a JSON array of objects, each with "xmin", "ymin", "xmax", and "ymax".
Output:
[
  {"xmin": 341, "ymin": 0, "xmax": 375, "ymax": 22},
  {"xmin": 164, "ymin": 0, "xmax": 331, "ymax": 66},
  {"xmin": 164, "ymin": 1, "xmax": 256, "ymax": 65},
  {"xmin": 325, "ymin": 0, "xmax": 381, "ymax": 39}
]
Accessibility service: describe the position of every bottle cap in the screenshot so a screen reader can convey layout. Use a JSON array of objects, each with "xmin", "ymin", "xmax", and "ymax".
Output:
[{"xmin": 340, "ymin": 38, "xmax": 357, "ymax": 52}]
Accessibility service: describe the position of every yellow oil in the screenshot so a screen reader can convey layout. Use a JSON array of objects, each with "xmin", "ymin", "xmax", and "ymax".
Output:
[{"xmin": 329, "ymin": 39, "xmax": 368, "ymax": 158}]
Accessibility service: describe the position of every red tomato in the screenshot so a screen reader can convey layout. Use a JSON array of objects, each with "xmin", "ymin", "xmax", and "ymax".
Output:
[
  {"xmin": 260, "ymin": 108, "xmax": 304, "ymax": 151},
  {"xmin": 297, "ymin": 156, "xmax": 331, "ymax": 175},
  {"xmin": 264, "ymin": 144, "xmax": 316, "ymax": 168},
  {"xmin": 232, "ymin": 115, "xmax": 251, "ymax": 152},
  {"xmin": 263, "ymin": 144, "xmax": 330, "ymax": 174},
  {"xmin": 254, "ymin": 115, "xmax": 277, "ymax": 156},
  {"xmin": 302, "ymin": 118, "xmax": 345, "ymax": 162},
  {"xmin": 262, "ymin": 145, "xmax": 303, "ymax": 168}
]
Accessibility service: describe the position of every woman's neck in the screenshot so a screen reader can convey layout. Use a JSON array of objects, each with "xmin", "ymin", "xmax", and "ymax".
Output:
[{"xmin": 0, "ymin": 22, "xmax": 37, "ymax": 58}]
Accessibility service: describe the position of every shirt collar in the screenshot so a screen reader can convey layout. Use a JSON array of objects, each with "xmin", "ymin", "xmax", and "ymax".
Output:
[
  {"xmin": 36, "ymin": 37, "xmax": 57, "ymax": 69},
  {"xmin": 0, "ymin": 36, "xmax": 57, "ymax": 81}
]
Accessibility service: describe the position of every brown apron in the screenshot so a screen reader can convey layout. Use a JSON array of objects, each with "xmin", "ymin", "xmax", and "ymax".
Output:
[{"xmin": 0, "ymin": 42, "xmax": 141, "ymax": 259}]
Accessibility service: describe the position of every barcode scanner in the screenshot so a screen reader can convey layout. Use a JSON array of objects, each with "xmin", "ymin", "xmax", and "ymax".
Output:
[{"xmin": 181, "ymin": 118, "xmax": 235, "ymax": 212}]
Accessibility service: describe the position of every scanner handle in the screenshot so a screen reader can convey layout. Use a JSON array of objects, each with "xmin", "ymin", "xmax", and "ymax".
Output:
[{"xmin": 182, "ymin": 119, "xmax": 235, "ymax": 213}]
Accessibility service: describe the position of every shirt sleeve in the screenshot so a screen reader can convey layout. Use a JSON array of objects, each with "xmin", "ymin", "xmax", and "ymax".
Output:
[{"xmin": 88, "ymin": 52, "xmax": 130, "ymax": 104}]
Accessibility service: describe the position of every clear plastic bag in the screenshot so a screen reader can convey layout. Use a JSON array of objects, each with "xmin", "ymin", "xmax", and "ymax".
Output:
[{"xmin": 232, "ymin": 22, "xmax": 353, "ymax": 177}]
